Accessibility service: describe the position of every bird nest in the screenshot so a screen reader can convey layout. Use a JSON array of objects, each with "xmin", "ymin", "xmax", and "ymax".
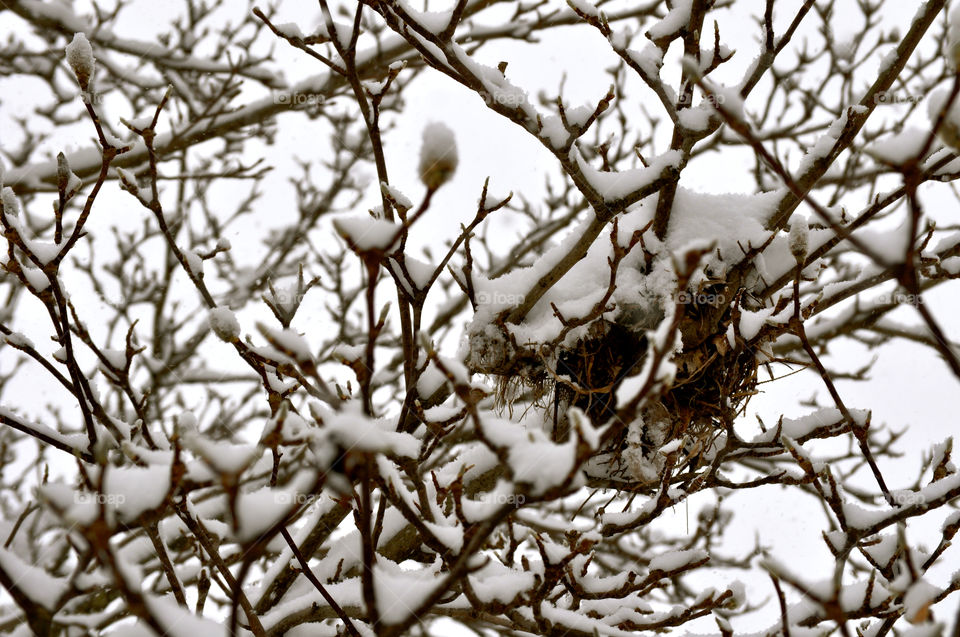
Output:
[{"xmin": 465, "ymin": 285, "xmax": 763, "ymax": 488}]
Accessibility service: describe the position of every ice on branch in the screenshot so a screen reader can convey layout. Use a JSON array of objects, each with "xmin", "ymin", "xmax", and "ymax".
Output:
[
  {"xmin": 274, "ymin": 22, "xmax": 305, "ymax": 39},
  {"xmin": 183, "ymin": 249, "xmax": 203, "ymax": 277},
  {"xmin": 0, "ymin": 548, "xmax": 68, "ymax": 611},
  {"xmin": 419, "ymin": 122, "xmax": 458, "ymax": 190},
  {"xmin": 381, "ymin": 182, "xmax": 412, "ymax": 210},
  {"xmin": 574, "ymin": 148, "xmax": 682, "ymax": 202},
  {"xmin": 789, "ymin": 215, "xmax": 809, "ymax": 262},
  {"xmin": 333, "ymin": 216, "xmax": 401, "ymax": 252},
  {"xmin": 65, "ymin": 32, "xmax": 95, "ymax": 91},
  {"xmin": 395, "ymin": 0, "xmax": 453, "ymax": 34},
  {"xmin": 102, "ymin": 462, "xmax": 172, "ymax": 521},
  {"xmin": 567, "ymin": 0, "xmax": 600, "ymax": 18},
  {"xmin": 901, "ymin": 579, "xmax": 941, "ymax": 624},
  {"xmin": 184, "ymin": 432, "xmax": 261, "ymax": 475},
  {"xmin": 866, "ymin": 128, "xmax": 930, "ymax": 166},
  {"xmin": 374, "ymin": 559, "xmax": 444, "ymax": 623},
  {"xmin": 233, "ymin": 475, "xmax": 315, "ymax": 542},
  {"xmin": 208, "ymin": 307, "xmax": 241, "ymax": 342},
  {"xmin": 649, "ymin": 548, "xmax": 709, "ymax": 572},
  {"xmin": 468, "ymin": 562, "xmax": 537, "ymax": 604},
  {"xmin": 321, "ymin": 401, "xmax": 419, "ymax": 457},
  {"xmin": 647, "ymin": 0, "xmax": 693, "ymax": 41},
  {"xmin": 56, "ymin": 152, "xmax": 82, "ymax": 199},
  {"xmin": 1, "ymin": 187, "xmax": 20, "ymax": 217},
  {"xmin": 750, "ymin": 407, "xmax": 870, "ymax": 444},
  {"xmin": 797, "ymin": 109, "xmax": 857, "ymax": 175},
  {"xmin": 477, "ymin": 414, "xmax": 584, "ymax": 495}
]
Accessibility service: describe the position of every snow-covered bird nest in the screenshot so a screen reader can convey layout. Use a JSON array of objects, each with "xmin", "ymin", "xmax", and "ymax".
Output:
[
  {"xmin": 464, "ymin": 295, "xmax": 763, "ymax": 489},
  {"xmin": 461, "ymin": 188, "xmax": 789, "ymax": 489}
]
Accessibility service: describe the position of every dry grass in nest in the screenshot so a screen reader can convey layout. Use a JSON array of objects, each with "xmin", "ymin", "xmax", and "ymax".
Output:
[
  {"xmin": 494, "ymin": 372, "xmax": 551, "ymax": 419},
  {"xmin": 480, "ymin": 290, "xmax": 762, "ymax": 485},
  {"xmin": 559, "ymin": 298, "xmax": 761, "ymax": 483}
]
